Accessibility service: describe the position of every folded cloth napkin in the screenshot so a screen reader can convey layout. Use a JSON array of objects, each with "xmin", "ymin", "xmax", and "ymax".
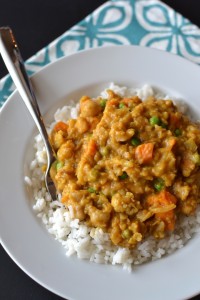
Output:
[{"xmin": 1, "ymin": 0, "xmax": 200, "ymax": 107}]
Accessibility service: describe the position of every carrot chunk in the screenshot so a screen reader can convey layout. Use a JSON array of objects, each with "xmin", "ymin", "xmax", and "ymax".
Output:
[
  {"xmin": 147, "ymin": 190, "xmax": 177, "ymax": 231},
  {"xmin": 54, "ymin": 121, "xmax": 68, "ymax": 132},
  {"xmin": 86, "ymin": 139, "xmax": 97, "ymax": 157},
  {"xmin": 156, "ymin": 210, "xmax": 176, "ymax": 231},
  {"xmin": 147, "ymin": 190, "xmax": 177, "ymax": 207},
  {"xmin": 135, "ymin": 143, "xmax": 154, "ymax": 164},
  {"xmin": 169, "ymin": 112, "xmax": 180, "ymax": 128},
  {"xmin": 167, "ymin": 138, "xmax": 176, "ymax": 151},
  {"xmin": 108, "ymin": 99, "xmax": 118, "ymax": 106}
]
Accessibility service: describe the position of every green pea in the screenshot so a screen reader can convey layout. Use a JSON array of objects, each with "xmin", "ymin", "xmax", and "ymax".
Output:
[
  {"xmin": 100, "ymin": 99, "xmax": 107, "ymax": 109},
  {"xmin": 131, "ymin": 137, "xmax": 141, "ymax": 146},
  {"xmin": 174, "ymin": 128, "xmax": 182, "ymax": 136},
  {"xmin": 119, "ymin": 103, "xmax": 125, "ymax": 109},
  {"xmin": 122, "ymin": 229, "xmax": 132, "ymax": 239},
  {"xmin": 153, "ymin": 178, "xmax": 165, "ymax": 191},
  {"xmin": 150, "ymin": 116, "xmax": 161, "ymax": 126},
  {"xmin": 87, "ymin": 187, "xmax": 96, "ymax": 193},
  {"xmin": 119, "ymin": 172, "xmax": 128, "ymax": 180},
  {"xmin": 56, "ymin": 161, "xmax": 64, "ymax": 171}
]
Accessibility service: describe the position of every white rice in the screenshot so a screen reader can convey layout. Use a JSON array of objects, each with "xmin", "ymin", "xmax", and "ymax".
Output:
[{"xmin": 26, "ymin": 83, "xmax": 200, "ymax": 272}]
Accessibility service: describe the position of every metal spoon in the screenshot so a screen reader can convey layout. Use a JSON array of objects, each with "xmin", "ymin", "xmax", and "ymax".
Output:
[{"xmin": 0, "ymin": 27, "xmax": 57, "ymax": 200}]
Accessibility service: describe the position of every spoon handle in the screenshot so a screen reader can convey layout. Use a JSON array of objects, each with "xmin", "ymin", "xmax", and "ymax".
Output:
[
  {"xmin": 0, "ymin": 27, "xmax": 55, "ymax": 165},
  {"xmin": 0, "ymin": 27, "xmax": 57, "ymax": 200}
]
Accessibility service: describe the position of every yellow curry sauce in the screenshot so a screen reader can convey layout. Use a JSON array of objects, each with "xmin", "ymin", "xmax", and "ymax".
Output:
[{"xmin": 49, "ymin": 91, "xmax": 200, "ymax": 248}]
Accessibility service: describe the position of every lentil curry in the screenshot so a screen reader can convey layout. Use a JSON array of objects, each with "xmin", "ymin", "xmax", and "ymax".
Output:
[{"xmin": 50, "ymin": 91, "xmax": 200, "ymax": 248}]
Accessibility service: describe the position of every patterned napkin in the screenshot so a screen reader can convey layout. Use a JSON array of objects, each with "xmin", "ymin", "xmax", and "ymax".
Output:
[{"xmin": 1, "ymin": 0, "xmax": 200, "ymax": 107}]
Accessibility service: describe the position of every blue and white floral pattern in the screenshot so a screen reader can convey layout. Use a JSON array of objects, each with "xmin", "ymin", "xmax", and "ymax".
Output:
[
  {"xmin": 1, "ymin": 0, "xmax": 200, "ymax": 107},
  {"xmin": 136, "ymin": 1, "xmax": 200, "ymax": 63},
  {"xmin": 48, "ymin": 1, "xmax": 132, "ymax": 60}
]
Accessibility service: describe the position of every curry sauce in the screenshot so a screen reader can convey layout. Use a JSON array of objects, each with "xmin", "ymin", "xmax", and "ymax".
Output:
[{"xmin": 50, "ymin": 91, "xmax": 200, "ymax": 248}]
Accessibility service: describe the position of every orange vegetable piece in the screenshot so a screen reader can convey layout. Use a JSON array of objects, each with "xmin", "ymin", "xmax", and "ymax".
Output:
[
  {"xmin": 169, "ymin": 113, "xmax": 180, "ymax": 128},
  {"xmin": 108, "ymin": 99, "xmax": 118, "ymax": 106},
  {"xmin": 122, "ymin": 98, "xmax": 131, "ymax": 102},
  {"xmin": 147, "ymin": 190, "xmax": 177, "ymax": 207},
  {"xmin": 122, "ymin": 96, "xmax": 141, "ymax": 104},
  {"xmin": 54, "ymin": 121, "xmax": 68, "ymax": 132},
  {"xmin": 167, "ymin": 138, "xmax": 176, "ymax": 151},
  {"xmin": 156, "ymin": 210, "xmax": 176, "ymax": 231},
  {"xmin": 135, "ymin": 143, "xmax": 154, "ymax": 164},
  {"xmin": 147, "ymin": 190, "xmax": 177, "ymax": 231},
  {"xmin": 121, "ymin": 98, "xmax": 131, "ymax": 106},
  {"xmin": 86, "ymin": 139, "xmax": 97, "ymax": 157}
]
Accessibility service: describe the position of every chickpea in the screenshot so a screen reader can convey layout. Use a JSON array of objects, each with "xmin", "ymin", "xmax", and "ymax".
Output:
[
  {"xmin": 57, "ymin": 140, "xmax": 74, "ymax": 161},
  {"xmin": 86, "ymin": 195, "xmax": 112, "ymax": 228},
  {"xmin": 67, "ymin": 119, "xmax": 77, "ymax": 137},
  {"xmin": 88, "ymin": 168, "xmax": 100, "ymax": 182},
  {"xmin": 181, "ymin": 198, "xmax": 197, "ymax": 215},
  {"xmin": 75, "ymin": 117, "xmax": 90, "ymax": 134},
  {"xmin": 52, "ymin": 131, "xmax": 66, "ymax": 149},
  {"xmin": 80, "ymin": 99, "xmax": 101, "ymax": 117},
  {"xmin": 111, "ymin": 192, "xmax": 141, "ymax": 216},
  {"xmin": 87, "ymin": 206, "xmax": 110, "ymax": 228},
  {"xmin": 55, "ymin": 163, "xmax": 74, "ymax": 187}
]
